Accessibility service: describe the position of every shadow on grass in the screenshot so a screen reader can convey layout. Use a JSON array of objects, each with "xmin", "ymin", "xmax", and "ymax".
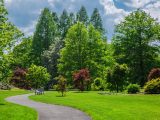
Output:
[
  {"xmin": 56, "ymin": 95, "xmax": 66, "ymax": 97},
  {"xmin": 72, "ymin": 91, "xmax": 89, "ymax": 93},
  {"xmin": 0, "ymin": 103, "xmax": 5, "ymax": 105}
]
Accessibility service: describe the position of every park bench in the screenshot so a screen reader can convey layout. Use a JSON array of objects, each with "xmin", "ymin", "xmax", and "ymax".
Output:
[{"xmin": 35, "ymin": 88, "xmax": 44, "ymax": 95}]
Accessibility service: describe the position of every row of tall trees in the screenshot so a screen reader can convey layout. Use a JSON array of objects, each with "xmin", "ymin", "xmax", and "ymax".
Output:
[
  {"xmin": 29, "ymin": 6, "xmax": 106, "ymax": 88},
  {"xmin": 1, "ymin": 0, "xmax": 160, "ymax": 91}
]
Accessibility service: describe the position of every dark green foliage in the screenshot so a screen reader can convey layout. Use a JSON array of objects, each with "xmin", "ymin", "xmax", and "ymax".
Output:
[
  {"xmin": 69, "ymin": 12, "xmax": 76, "ymax": 26},
  {"xmin": 127, "ymin": 84, "xmax": 140, "ymax": 94},
  {"xmin": 148, "ymin": 68, "xmax": 160, "ymax": 81},
  {"xmin": 31, "ymin": 8, "xmax": 57, "ymax": 65},
  {"xmin": 26, "ymin": 64, "xmax": 50, "ymax": 89},
  {"xmin": 59, "ymin": 10, "xmax": 70, "ymax": 39},
  {"xmin": 144, "ymin": 78, "xmax": 160, "ymax": 94},
  {"xmin": 112, "ymin": 10, "xmax": 160, "ymax": 86},
  {"xmin": 73, "ymin": 69, "xmax": 90, "ymax": 91},
  {"xmin": 55, "ymin": 75, "xmax": 67, "ymax": 96},
  {"xmin": 77, "ymin": 6, "xmax": 88, "ymax": 25},
  {"xmin": 90, "ymin": 8, "xmax": 104, "ymax": 33},
  {"xmin": 107, "ymin": 64, "xmax": 128, "ymax": 92},
  {"xmin": 41, "ymin": 38, "xmax": 64, "ymax": 89}
]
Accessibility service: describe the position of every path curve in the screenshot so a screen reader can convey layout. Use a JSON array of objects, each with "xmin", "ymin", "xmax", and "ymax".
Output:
[{"xmin": 6, "ymin": 93, "xmax": 91, "ymax": 120}]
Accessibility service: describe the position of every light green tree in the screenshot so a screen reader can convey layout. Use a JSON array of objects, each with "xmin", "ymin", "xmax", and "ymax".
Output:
[
  {"xmin": 26, "ymin": 64, "xmax": 50, "ymax": 89},
  {"xmin": 58, "ymin": 22, "xmax": 111, "ymax": 85}
]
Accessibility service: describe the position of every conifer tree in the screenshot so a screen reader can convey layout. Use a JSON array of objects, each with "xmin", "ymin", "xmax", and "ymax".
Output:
[
  {"xmin": 31, "ymin": 8, "xmax": 56, "ymax": 65},
  {"xmin": 90, "ymin": 8, "xmax": 104, "ymax": 33},
  {"xmin": 76, "ymin": 6, "xmax": 88, "ymax": 25}
]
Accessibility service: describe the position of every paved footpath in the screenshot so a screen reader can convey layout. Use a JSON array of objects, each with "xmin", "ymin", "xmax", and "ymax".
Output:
[{"xmin": 6, "ymin": 94, "xmax": 91, "ymax": 120}]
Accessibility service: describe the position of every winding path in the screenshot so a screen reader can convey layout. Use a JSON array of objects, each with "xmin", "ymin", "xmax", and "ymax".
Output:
[{"xmin": 6, "ymin": 94, "xmax": 91, "ymax": 120}]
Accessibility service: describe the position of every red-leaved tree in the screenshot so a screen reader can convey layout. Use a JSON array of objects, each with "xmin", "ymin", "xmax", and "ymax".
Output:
[
  {"xmin": 10, "ymin": 67, "xmax": 31, "ymax": 89},
  {"xmin": 73, "ymin": 68, "xmax": 90, "ymax": 91},
  {"xmin": 148, "ymin": 68, "xmax": 160, "ymax": 81}
]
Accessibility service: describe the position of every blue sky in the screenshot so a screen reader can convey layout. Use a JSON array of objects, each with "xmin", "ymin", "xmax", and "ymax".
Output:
[{"xmin": 5, "ymin": 0, "xmax": 160, "ymax": 41}]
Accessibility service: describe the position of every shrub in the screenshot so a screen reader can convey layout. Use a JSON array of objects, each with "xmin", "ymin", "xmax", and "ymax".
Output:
[
  {"xmin": 26, "ymin": 64, "xmax": 50, "ymax": 89},
  {"xmin": 73, "ymin": 68, "xmax": 90, "ymax": 91},
  {"xmin": 10, "ymin": 67, "xmax": 31, "ymax": 89},
  {"xmin": 127, "ymin": 84, "xmax": 140, "ymax": 94},
  {"xmin": 91, "ymin": 78, "xmax": 106, "ymax": 91},
  {"xmin": 55, "ymin": 75, "xmax": 67, "ymax": 96},
  {"xmin": 148, "ymin": 68, "xmax": 160, "ymax": 81},
  {"xmin": 144, "ymin": 78, "xmax": 160, "ymax": 94}
]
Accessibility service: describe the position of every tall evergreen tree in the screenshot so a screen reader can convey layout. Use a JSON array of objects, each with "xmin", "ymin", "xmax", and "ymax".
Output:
[
  {"xmin": 31, "ymin": 8, "xmax": 57, "ymax": 65},
  {"xmin": 52, "ymin": 12, "xmax": 59, "ymax": 24},
  {"xmin": 76, "ymin": 6, "xmax": 88, "ymax": 25},
  {"xmin": 90, "ymin": 8, "xmax": 104, "ymax": 34},
  {"xmin": 59, "ymin": 9, "xmax": 70, "ymax": 39},
  {"xmin": 112, "ymin": 10, "xmax": 160, "ymax": 86},
  {"xmin": 68, "ymin": 12, "xmax": 75, "ymax": 27}
]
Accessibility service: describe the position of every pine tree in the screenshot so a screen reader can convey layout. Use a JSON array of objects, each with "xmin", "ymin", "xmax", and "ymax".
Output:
[
  {"xmin": 68, "ymin": 12, "xmax": 75, "ymax": 27},
  {"xmin": 59, "ymin": 9, "xmax": 70, "ymax": 39},
  {"xmin": 76, "ymin": 6, "xmax": 88, "ymax": 25},
  {"xmin": 90, "ymin": 8, "xmax": 104, "ymax": 33},
  {"xmin": 31, "ymin": 8, "xmax": 57, "ymax": 65}
]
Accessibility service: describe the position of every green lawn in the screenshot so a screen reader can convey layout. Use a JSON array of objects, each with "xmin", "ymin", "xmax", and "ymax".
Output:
[
  {"xmin": 30, "ymin": 91, "xmax": 160, "ymax": 120},
  {"xmin": 0, "ymin": 89, "xmax": 37, "ymax": 120}
]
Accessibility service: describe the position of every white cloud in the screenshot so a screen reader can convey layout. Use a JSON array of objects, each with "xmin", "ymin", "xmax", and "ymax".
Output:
[
  {"xmin": 116, "ymin": 0, "xmax": 156, "ymax": 8},
  {"xmin": 100, "ymin": 0, "xmax": 129, "ymax": 24},
  {"xmin": 20, "ymin": 20, "xmax": 37, "ymax": 36},
  {"xmin": 143, "ymin": 1, "xmax": 160, "ymax": 22}
]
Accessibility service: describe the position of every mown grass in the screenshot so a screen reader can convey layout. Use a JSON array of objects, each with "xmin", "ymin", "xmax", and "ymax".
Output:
[
  {"xmin": 0, "ymin": 89, "xmax": 37, "ymax": 120},
  {"xmin": 30, "ymin": 91, "xmax": 160, "ymax": 120}
]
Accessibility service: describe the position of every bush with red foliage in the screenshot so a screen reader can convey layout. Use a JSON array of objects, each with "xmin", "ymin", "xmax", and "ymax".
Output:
[
  {"xmin": 73, "ymin": 68, "xmax": 90, "ymax": 91},
  {"xmin": 10, "ymin": 67, "xmax": 31, "ymax": 89},
  {"xmin": 148, "ymin": 68, "xmax": 160, "ymax": 81}
]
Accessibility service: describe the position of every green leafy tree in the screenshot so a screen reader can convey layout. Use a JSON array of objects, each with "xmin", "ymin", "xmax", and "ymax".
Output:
[
  {"xmin": 31, "ymin": 8, "xmax": 57, "ymax": 65},
  {"xmin": 90, "ymin": 8, "xmax": 104, "ymax": 33},
  {"xmin": 0, "ymin": 0, "xmax": 22, "ymax": 81},
  {"xmin": 76, "ymin": 6, "xmax": 88, "ymax": 25},
  {"xmin": 26, "ymin": 64, "xmax": 50, "ymax": 89},
  {"xmin": 12, "ymin": 37, "xmax": 32, "ymax": 68},
  {"xmin": 58, "ymin": 22, "xmax": 88, "ymax": 83},
  {"xmin": 58, "ymin": 22, "xmax": 110, "ymax": 85},
  {"xmin": 112, "ymin": 10, "xmax": 160, "ymax": 86}
]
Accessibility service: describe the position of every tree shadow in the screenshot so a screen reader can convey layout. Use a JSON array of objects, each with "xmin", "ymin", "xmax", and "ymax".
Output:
[
  {"xmin": 0, "ymin": 103, "xmax": 5, "ymax": 105},
  {"xmin": 73, "ymin": 91, "xmax": 89, "ymax": 93},
  {"xmin": 56, "ymin": 95, "xmax": 66, "ymax": 97}
]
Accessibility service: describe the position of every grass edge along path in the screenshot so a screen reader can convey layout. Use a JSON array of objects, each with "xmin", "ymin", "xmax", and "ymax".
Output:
[
  {"xmin": 0, "ymin": 89, "xmax": 37, "ymax": 120},
  {"xmin": 30, "ymin": 91, "xmax": 160, "ymax": 120}
]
